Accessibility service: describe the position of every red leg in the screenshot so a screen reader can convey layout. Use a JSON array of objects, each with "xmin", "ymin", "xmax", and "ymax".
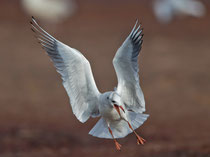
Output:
[
  {"xmin": 127, "ymin": 121, "xmax": 146, "ymax": 145},
  {"xmin": 108, "ymin": 127, "xmax": 122, "ymax": 151}
]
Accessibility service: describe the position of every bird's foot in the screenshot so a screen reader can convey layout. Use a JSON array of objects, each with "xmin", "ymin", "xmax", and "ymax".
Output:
[
  {"xmin": 136, "ymin": 135, "xmax": 146, "ymax": 145},
  {"xmin": 114, "ymin": 140, "xmax": 122, "ymax": 151}
]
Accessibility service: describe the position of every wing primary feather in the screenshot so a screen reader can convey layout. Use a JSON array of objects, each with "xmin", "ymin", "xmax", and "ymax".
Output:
[
  {"xmin": 31, "ymin": 26, "xmax": 54, "ymax": 42},
  {"xmin": 32, "ymin": 31, "xmax": 54, "ymax": 45},
  {"xmin": 38, "ymin": 38, "xmax": 54, "ymax": 47},
  {"xmin": 41, "ymin": 43, "xmax": 54, "ymax": 51},
  {"xmin": 46, "ymin": 49, "xmax": 58, "ymax": 56},
  {"xmin": 31, "ymin": 17, "xmax": 55, "ymax": 41},
  {"xmin": 133, "ymin": 31, "xmax": 141, "ymax": 42},
  {"xmin": 38, "ymin": 35, "xmax": 54, "ymax": 45},
  {"xmin": 131, "ymin": 25, "xmax": 141, "ymax": 39},
  {"xmin": 31, "ymin": 28, "xmax": 35, "ymax": 33},
  {"xmin": 129, "ymin": 20, "xmax": 138, "ymax": 36},
  {"xmin": 113, "ymin": 20, "xmax": 146, "ymax": 113},
  {"xmin": 133, "ymin": 27, "xmax": 143, "ymax": 41},
  {"xmin": 31, "ymin": 17, "xmax": 101, "ymax": 123},
  {"xmin": 31, "ymin": 24, "xmax": 54, "ymax": 43},
  {"xmin": 136, "ymin": 36, "xmax": 143, "ymax": 46},
  {"xmin": 135, "ymin": 34, "xmax": 144, "ymax": 45}
]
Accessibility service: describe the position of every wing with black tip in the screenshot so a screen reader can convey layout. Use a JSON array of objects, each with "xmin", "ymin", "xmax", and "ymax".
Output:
[
  {"xmin": 31, "ymin": 17, "xmax": 101, "ymax": 123},
  {"xmin": 113, "ymin": 20, "xmax": 146, "ymax": 113}
]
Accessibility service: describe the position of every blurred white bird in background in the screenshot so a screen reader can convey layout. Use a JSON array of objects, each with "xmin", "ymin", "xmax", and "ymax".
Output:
[
  {"xmin": 153, "ymin": 0, "xmax": 206, "ymax": 23},
  {"xmin": 22, "ymin": 0, "xmax": 77, "ymax": 23},
  {"xmin": 30, "ymin": 17, "xmax": 149, "ymax": 150}
]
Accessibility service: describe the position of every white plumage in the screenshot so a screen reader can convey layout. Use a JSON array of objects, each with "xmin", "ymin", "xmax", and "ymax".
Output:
[{"xmin": 31, "ymin": 17, "xmax": 149, "ymax": 150}]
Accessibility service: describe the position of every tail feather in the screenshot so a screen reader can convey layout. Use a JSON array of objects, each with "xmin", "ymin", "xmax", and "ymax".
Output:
[
  {"xmin": 129, "ymin": 112, "xmax": 149, "ymax": 130},
  {"xmin": 89, "ymin": 118, "xmax": 112, "ymax": 139},
  {"xmin": 89, "ymin": 113, "xmax": 149, "ymax": 139}
]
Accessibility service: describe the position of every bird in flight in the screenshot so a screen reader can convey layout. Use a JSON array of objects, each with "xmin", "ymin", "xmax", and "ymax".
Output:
[{"xmin": 31, "ymin": 17, "xmax": 149, "ymax": 151}]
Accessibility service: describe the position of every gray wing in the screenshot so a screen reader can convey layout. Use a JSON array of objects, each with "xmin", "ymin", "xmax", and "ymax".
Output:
[
  {"xmin": 31, "ymin": 17, "xmax": 100, "ymax": 123},
  {"xmin": 113, "ymin": 20, "xmax": 145, "ymax": 113}
]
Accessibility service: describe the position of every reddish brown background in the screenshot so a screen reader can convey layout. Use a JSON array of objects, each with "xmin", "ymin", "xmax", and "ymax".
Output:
[{"xmin": 0, "ymin": 0, "xmax": 210, "ymax": 156}]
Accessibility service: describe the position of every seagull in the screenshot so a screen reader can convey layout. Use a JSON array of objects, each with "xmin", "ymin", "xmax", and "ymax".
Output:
[
  {"xmin": 153, "ymin": 0, "xmax": 206, "ymax": 23},
  {"xmin": 30, "ymin": 17, "xmax": 149, "ymax": 151}
]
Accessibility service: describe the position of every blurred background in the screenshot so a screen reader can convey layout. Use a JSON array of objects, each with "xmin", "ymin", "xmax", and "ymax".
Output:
[{"xmin": 0, "ymin": 0, "xmax": 210, "ymax": 156}]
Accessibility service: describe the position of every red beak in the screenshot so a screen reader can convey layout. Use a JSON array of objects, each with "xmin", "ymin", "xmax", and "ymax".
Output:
[
  {"xmin": 119, "ymin": 106, "xmax": 125, "ymax": 113},
  {"xmin": 114, "ymin": 104, "xmax": 121, "ymax": 115},
  {"xmin": 114, "ymin": 104, "xmax": 125, "ymax": 116}
]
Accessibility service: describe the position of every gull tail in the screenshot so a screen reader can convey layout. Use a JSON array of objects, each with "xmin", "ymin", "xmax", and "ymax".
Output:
[
  {"xmin": 128, "ymin": 112, "xmax": 149, "ymax": 130},
  {"xmin": 89, "ymin": 113, "xmax": 149, "ymax": 139},
  {"xmin": 89, "ymin": 118, "xmax": 112, "ymax": 139}
]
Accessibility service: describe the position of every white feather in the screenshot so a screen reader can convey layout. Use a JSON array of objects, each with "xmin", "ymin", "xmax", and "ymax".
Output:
[
  {"xmin": 113, "ymin": 21, "xmax": 145, "ymax": 113},
  {"xmin": 31, "ymin": 19, "xmax": 149, "ymax": 142},
  {"xmin": 89, "ymin": 113, "xmax": 149, "ymax": 139},
  {"xmin": 31, "ymin": 17, "xmax": 100, "ymax": 123}
]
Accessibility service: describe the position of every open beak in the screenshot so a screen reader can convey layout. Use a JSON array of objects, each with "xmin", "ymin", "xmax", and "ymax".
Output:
[
  {"xmin": 114, "ymin": 104, "xmax": 121, "ymax": 115},
  {"xmin": 114, "ymin": 104, "xmax": 125, "ymax": 116},
  {"xmin": 119, "ymin": 106, "xmax": 125, "ymax": 113}
]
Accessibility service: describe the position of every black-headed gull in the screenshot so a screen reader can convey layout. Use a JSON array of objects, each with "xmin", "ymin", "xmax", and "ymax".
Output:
[{"xmin": 31, "ymin": 17, "xmax": 149, "ymax": 150}]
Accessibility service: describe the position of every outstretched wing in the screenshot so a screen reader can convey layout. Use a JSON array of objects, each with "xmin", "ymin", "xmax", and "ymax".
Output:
[
  {"xmin": 31, "ymin": 17, "xmax": 100, "ymax": 123},
  {"xmin": 113, "ymin": 20, "xmax": 145, "ymax": 113}
]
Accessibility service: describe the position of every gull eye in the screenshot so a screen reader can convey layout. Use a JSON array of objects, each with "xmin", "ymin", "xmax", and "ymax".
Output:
[
  {"xmin": 112, "ymin": 100, "xmax": 116, "ymax": 103},
  {"xmin": 107, "ymin": 97, "xmax": 109, "ymax": 99}
]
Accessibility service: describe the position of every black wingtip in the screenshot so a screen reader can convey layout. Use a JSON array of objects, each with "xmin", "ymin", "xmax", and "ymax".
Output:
[
  {"xmin": 141, "ymin": 40, "xmax": 144, "ymax": 44},
  {"xmin": 141, "ymin": 34, "xmax": 144, "ymax": 41},
  {"xmin": 31, "ymin": 28, "xmax": 35, "ymax": 32},
  {"xmin": 135, "ymin": 18, "xmax": 139, "ymax": 23},
  {"xmin": 32, "ymin": 16, "xmax": 35, "ymax": 20}
]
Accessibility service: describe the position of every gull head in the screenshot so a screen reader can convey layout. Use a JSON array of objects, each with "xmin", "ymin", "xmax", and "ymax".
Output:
[
  {"xmin": 107, "ymin": 92, "xmax": 125, "ymax": 115},
  {"xmin": 107, "ymin": 92, "xmax": 121, "ymax": 107}
]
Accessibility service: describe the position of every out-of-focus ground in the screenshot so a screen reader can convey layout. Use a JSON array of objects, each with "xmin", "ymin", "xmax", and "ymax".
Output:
[{"xmin": 0, "ymin": 0, "xmax": 210, "ymax": 157}]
